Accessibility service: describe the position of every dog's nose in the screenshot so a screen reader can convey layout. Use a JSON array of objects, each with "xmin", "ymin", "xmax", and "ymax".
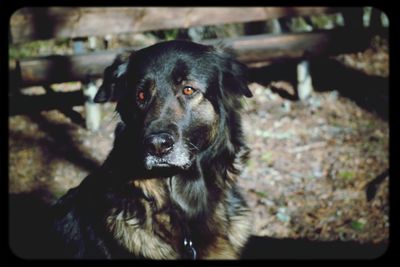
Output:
[{"xmin": 145, "ymin": 133, "xmax": 175, "ymax": 157}]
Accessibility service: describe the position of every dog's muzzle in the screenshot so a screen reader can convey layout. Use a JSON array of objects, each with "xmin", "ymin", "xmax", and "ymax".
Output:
[{"xmin": 144, "ymin": 133, "xmax": 191, "ymax": 171}]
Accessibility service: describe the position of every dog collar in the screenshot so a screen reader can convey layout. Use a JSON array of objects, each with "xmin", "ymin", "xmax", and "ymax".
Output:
[
  {"xmin": 183, "ymin": 237, "xmax": 197, "ymax": 260},
  {"xmin": 180, "ymin": 219, "xmax": 197, "ymax": 260}
]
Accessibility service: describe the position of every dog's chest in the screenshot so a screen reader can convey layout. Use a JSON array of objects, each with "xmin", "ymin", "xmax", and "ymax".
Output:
[
  {"xmin": 106, "ymin": 208, "xmax": 181, "ymax": 259},
  {"xmin": 104, "ymin": 178, "xmax": 244, "ymax": 259},
  {"xmin": 105, "ymin": 179, "xmax": 181, "ymax": 259}
]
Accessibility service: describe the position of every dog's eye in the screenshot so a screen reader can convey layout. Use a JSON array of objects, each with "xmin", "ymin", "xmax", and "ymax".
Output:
[
  {"xmin": 182, "ymin": 86, "xmax": 195, "ymax": 96},
  {"xmin": 137, "ymin": 90, "xmax": 146, "ymax": 101}
]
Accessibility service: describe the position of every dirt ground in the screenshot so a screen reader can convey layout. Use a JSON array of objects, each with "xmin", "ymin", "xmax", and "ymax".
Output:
[{"xmin": 8, "ymin": 36, "xmax": 389, "ymax": 245}]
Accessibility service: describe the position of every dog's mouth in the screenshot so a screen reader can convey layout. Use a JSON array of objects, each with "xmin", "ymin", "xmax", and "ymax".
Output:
[{"xmin": 144, "ymin": 142, "xmax": 192, "ymax": 172}]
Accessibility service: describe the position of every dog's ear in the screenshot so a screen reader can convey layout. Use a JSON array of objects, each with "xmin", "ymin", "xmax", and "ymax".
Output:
[
  {"xmin": 225, "ymin": 59, "xmax": 253, "ymax": 98},
  {"xmin": 213, "ymin": 45, "xmax": 253, "ymax": 98},
  {"xmin": 94, "ymin": 50, "xmax": 133, "ymax": 103}
]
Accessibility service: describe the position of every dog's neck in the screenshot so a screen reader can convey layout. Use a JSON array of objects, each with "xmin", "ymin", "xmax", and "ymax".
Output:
[{"xmin": 168, "ymin": 158, "xmax": 212, "ymax": 220}]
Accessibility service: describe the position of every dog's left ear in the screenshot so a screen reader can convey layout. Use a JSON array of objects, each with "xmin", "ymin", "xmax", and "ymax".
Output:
[
  {"xmin": 94, "ymin": 50, "xmax": 133, "ymax": 103},
  {"xmin": 225, "ymin": 59, "xmax": 253, "ymax": 98},
  {"xmin": 213, "ymin": 45, "xmax": 253, "ymax": 98}
]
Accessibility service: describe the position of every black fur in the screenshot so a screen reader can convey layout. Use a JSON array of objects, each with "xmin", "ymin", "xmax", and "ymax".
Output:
[{"xmin": 48, "ymin": 40, "xmax": 253, "ymax": 259}]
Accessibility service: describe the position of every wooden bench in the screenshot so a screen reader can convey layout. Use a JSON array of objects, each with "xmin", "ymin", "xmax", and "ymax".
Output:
[{"xmin": 9, "ymin": 7, "xmax": 379, "ymax": 130}]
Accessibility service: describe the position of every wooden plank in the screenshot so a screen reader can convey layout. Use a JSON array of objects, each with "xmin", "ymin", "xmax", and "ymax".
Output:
[
  {"xmin": 10, "ymin": 7, "xmax": 335, "ymax": 43},
  {"xmin": 11, "ymin": 29, "xmax": 371, "ymax": 88},
  {"xmin": 207, "ymin": 28, "xmax": 371, "ymax": 63},
  {"xmin": 9, "ymin": 91, "xmax": 84, "ymax": 115},
  {"xmin": 16, "ymin": 51, "xmax": 120, "ymax": 86}
]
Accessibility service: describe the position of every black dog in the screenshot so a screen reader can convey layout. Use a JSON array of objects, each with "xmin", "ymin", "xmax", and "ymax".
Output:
[{"xmin": 48, "ymin": 40, "xmax": 253, "ymax": 259}]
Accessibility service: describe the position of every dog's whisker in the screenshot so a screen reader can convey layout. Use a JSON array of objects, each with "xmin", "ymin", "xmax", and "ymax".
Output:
[{"xmin": 184, "ymin": 138, "xmax": 200, "ymax": 151}]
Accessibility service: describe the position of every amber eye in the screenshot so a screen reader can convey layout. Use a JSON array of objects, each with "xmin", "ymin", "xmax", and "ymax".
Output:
[
  {"xmin": 137, "ymin": 90, "xmax": 145, "ymax": 101},
  {"xmin": 183, "ymin": 86, "xmax": 195, "ymax": 96}
]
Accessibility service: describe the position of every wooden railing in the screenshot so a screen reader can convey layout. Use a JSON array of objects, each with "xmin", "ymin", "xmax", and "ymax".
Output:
[{"xmin": 9, "ymin": 7, "xmax": 377, "ymax": 130}]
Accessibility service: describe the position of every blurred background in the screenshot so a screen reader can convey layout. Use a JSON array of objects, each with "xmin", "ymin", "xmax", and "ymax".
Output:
[{"xmin": 9, "ymin": 7, "xmax": 389, "ymax": 258}]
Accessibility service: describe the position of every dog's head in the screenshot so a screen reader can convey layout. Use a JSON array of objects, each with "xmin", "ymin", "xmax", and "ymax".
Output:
[{"xmin": 95, "ymin": 40, "xmax": 252, "ymax": 174}]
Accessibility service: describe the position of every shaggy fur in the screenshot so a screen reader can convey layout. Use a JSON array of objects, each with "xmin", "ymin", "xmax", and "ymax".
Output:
[{"xmin": 50, "ymin": 40, "xmax": 253, "ymax": 259}]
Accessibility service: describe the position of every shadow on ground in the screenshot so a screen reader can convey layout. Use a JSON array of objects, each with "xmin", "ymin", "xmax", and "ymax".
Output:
[
  {"xmin": 241, "ymin": 235, "xmax": 387, "ymax": 259},
  {"xmin": 310, "ymin": 58, "xmax": 388, "ymax": 121},
  {"xmin": 248, "ymin": 58, "xmax": 388, "ymax": 120},
  {"xmin": 9, "ymin": 190, "xmax": 55, "ymax": 259},
  {"xmin": 28, "ymin": 112, "xmax": 100, "ymax": 173}
]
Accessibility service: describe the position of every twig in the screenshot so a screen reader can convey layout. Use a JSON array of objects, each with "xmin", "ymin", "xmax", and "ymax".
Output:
[{"xmin": 289, "ymin": 141, "xmax": 327, "ymax": 154}]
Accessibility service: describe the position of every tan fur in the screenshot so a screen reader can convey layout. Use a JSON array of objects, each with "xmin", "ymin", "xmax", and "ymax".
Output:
[
  {"xmin": 106, "ymin": 210, "xmax": 178, "ymax": 259},
  {"xmin": 228, "ymin": 211, "xmax": 253, "ymax": 252},
  {"xmin": 202, "ymin": 236, "xmax": 237, "ymax": 259},
  {"xmin": 131, "ymin": 179, "xmax": 167, "ymax": 209},
  {"xmin": 105, "ymin": 178, "xmax": 251, "ymax": 259}
]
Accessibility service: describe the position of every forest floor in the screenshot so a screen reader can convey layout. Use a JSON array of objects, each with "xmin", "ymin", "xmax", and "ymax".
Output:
[{"xmin": 9, "ymin": 35, "xmax": 389, "ymax": 245}]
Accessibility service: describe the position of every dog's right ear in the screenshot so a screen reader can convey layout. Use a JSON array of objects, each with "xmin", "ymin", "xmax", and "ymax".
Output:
[{"xmin": 94, "ymin": 50, "xmax": 133, "ymax": 103}]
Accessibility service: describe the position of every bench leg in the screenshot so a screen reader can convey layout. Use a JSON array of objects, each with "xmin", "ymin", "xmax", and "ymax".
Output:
[
  {"xmin": 83, "ymin": 81, "xmax": 101, "ymax": 131},
  {"xmin": 297, "ymin": 60, "xmax": 313, "ymax": 101}
]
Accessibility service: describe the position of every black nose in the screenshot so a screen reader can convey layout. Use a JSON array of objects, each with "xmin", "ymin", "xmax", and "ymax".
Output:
[{"xmin": 145, "ymin": 133, "xmax": 175, "ymax": 157}]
